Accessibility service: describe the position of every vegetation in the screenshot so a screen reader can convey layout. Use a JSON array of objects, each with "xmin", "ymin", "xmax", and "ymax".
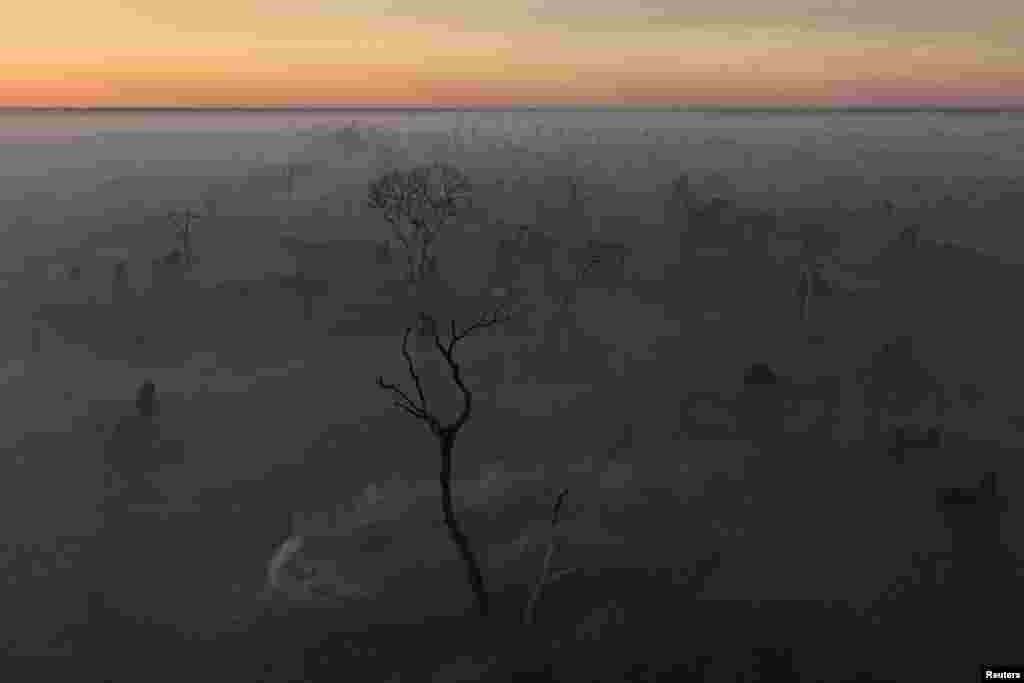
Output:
[
  {"xmin": 135, "ymin": 379, "xmax": 157, "ymax": 417},
  {"xmin": 5, "ymin": 114, "xmax": 1022, "ymax": 681},
  {"xmin": 366, "ymin": 162, "xmax": 472, "ymax": 287},
  {"xmin": 166, "ymin": 208, "xmax": 202, "ymax": 268}
]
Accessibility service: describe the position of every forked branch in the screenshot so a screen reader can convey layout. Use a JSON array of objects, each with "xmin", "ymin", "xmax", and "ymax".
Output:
[{"xmin": 435, "ymin": 306, "xmax": 513, "ymax": 430}]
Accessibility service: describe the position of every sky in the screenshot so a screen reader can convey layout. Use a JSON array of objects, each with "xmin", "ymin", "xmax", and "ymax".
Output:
[{"xmin": 2, "ymin": 1, "xmax": 1022, "ymax": 107}]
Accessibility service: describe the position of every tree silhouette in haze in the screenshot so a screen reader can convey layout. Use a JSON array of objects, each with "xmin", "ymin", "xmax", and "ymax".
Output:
[
  {"xmin": 167, "ymin": 209, "xmax": 201, "ymax": 268},
  {"xmin": 136, "ymin": 379, "xmax": 157, "ymax": 418},
  {"xmin": 856, "ymin": 335, "xmax": 947, "ymax": 442},
  {"xmin": 366, "ymin": 162, "xmax": 472, "ymax": 288},
  {"xmin": 376, "ymin": 306, "xmax": 512, "ymax": 618}
]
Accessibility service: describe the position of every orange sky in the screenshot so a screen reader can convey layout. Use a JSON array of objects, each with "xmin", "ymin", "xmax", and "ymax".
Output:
[{"xmin": 2, "ymin": 1, "xmax": 1022, "ymax": 107}]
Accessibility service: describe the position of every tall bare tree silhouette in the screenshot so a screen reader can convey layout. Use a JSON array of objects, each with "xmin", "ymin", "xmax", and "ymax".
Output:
[{"xmin": 376, "ymin": 306, "xmax": 512, "ymax": 617}]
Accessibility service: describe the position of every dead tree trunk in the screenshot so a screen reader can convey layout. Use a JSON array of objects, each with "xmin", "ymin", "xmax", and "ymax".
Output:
[
  {"xmin": 796, "ymin": 266, "xmax": 808, "ymax": 323},
  {"xmin": 438, "ymin": 429, "xmax": 490, "ymax": 618}
]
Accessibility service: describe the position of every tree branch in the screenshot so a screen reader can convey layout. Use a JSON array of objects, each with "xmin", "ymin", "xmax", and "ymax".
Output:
[
  {"xmin": 376, "ymin": 374, "xmax": 433, "ymax": 426},
  {"xmin": 454, "ymin": 307, "xmax": 514, "ymax": 349},
  {"xmin": 386, "ymin": 217, "xmax": 412, "ymax": 252},
  {"xmin": 381, "ymin": 307, "xmax": 513, "ymax": 434},
  {"xmin": 421, "ymin": 307, "xmax": 512, "ymax": 431},
  {"xmin": 393, "ymin": 399, "xmax": 430, "ymax": 422},
  {"xmin": 523, "ymin": 487, "xmax": 571, "ymax": 625},
  {"xmin": 550, "ymin": 487, "xmax": 569, "ymax": 526},
  {"xmin": 375, "ymin": 376, "xmax": 419, "ymax": 412},
  {"xmin": 449, "ymin": 348, "xmax": 473, "ymax": 432},
  {"xmin": 400, "ymin": 327, "xmax": 429, "ymax": 411}
]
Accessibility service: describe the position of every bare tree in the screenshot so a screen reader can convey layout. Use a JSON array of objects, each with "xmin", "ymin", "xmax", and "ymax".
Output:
[
  {"xmin": 796, "ymin": 261, "xmax": 820, "ymax": 324},
  {"xmin": 376, "ymin": 306, "xmax": 512, "ymax": 617},
  {"xmin": 167, "ymin": 209, "xmax": 202, "ymax": 268},
  {"xmin": 795, "ymin": 257, "xmax": 837, "ymax": 328},
  {"xmin": 560, "ymin": 172, "xmax": 595, "ymax": 233},
  {"xmin": 283, "ymin": 161, "xmax": 316, "ymax": 203},
  {"xmin": 366, "ymin": 162, "xmax": 472, "ymax": 287},
  {"xmin": 789, "ymin": 223, "xmax": 840, "ymax": 328},
  {"xmin": 898, "ymin": 224, "xmax": 921, "ymax": 249},
  {"xmin": 523, "ymin": 487, "xmax": 577, "ymax": 626},
  {"xmin": 665, "ymin": 172, "xmax": 697, "ymax": 224}
]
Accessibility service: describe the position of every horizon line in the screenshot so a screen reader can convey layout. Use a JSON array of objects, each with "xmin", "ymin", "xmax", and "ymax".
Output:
[{"xmin": 3, "ymin": 105, "xmax": 1024, "ymax": 114}]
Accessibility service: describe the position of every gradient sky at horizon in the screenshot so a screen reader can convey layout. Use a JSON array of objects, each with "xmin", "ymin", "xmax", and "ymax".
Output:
[{"xmin": 3, "ymin": 1, "xmax": 1022, "ymax": 107}]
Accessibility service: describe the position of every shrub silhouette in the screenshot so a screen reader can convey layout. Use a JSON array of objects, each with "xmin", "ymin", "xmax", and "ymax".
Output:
[
  {"xmin": 136, "ymin": 379, "xmax": 157, "ymax": 417},
  {"xmin": 160, "ymin": 249, "xmax": 183, "ymax": 266},
  {"xmin": 744, "ymin": 363, "xmax": 778, "ymax": 386},
  {"xmin": 886, "ymin": 424, "xmax": 944, "ymax": 462},
  {"xmin": 935, "ymin": 472, "xmax": 1013, "ymax": 590},
  {"xmin": 857, "ymin": 336, "xmax": 946, "ymax": 441}
]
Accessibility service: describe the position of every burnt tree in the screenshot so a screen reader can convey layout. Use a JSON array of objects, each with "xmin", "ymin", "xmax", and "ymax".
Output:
[{"xmin": 376, "ymin": 306, "xmax": 512, "ymax": 617}]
